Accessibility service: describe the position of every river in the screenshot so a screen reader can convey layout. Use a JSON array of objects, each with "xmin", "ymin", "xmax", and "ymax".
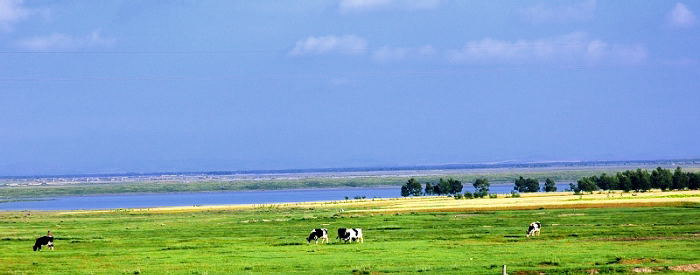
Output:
[{"xmin": 0, "ymin": 183, "xmax": 573, "ymax": 210}]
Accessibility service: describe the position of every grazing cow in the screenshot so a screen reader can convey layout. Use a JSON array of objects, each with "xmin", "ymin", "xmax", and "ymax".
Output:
[
  {"xmin": 526, "ymin": 221, "xmax": 542, "ymax": 238},
  {"xmin": 337, "ymin": 228, "xmax": 347, "ymax": 241},
  {"xmin": 306, "ymin": 228, "xmax": 329, "ymax": 244},
  {"xmin": 33, "ymin": 236, "xmax": 54, "ymax": 251},
  {"xmin": 337, "ymin": 228, "xmax": 364, "ymax": 243}
]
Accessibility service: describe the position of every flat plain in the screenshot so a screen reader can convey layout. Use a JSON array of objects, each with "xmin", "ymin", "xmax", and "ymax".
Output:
[{"xmin": 1, "ymin": 191, "xmax": 699, "ymax": 274}]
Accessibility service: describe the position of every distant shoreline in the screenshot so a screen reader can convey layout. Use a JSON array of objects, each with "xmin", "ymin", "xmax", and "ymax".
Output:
[
  {"xmin": 2, "ymin": 158, "xmax": 699, "ymax": 180},
  {"xmin": 1, "ymin": 164, "xmax": 698, "ymax": 201}
]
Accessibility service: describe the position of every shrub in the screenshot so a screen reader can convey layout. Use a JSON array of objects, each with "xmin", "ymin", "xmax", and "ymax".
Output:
[
  {"xmin": 453, "ymin": 193, "xmax": 463, "ymax": 199},
  {"xmin": 510, "ymin": 191, "xmax": 521, "ymax": 198},
  {"xmin": 463, "ymin": 191, "xmax": 473, "ymax": 199},
  {"xmin": 488, "ymin": 193, "xmax": 498, "ymax": 199}
]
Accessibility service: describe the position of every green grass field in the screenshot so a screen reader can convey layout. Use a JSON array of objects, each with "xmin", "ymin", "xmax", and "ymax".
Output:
[{"xmin": 1, "ymin": 193, "xmax": 699, "ymax": 274}]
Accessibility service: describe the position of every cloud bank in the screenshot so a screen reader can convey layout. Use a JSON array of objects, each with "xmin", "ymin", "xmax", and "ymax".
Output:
[
  {"xmin": 339, "ymin": 0, "xmax": 441, "ymax": 13},
  {"xmin": 668, "ymin": 2, "xmax": 696, "ymax": 28},
  {"xmin": 446, "ymin": 32, "xmax": 647, "ymax": 66},
  {"xmin": 15, "ymin": 31, "xmax": 115, "ymax": 50},
  {"xmin": 289, "ymin": 35, "xmax": 367, "ymax": 56},
  {"xmin": 0, "ymin": 0, "xmax": 30, "ymax": 31},
  {"xmin": 520, "ymin": 0, "xmax": 596, "ymax": 23}
]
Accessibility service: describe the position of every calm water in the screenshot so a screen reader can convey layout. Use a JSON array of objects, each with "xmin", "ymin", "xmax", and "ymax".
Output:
[{"xmin": 0, "ymin": 183, "xmax": 572, "ymax": 210}]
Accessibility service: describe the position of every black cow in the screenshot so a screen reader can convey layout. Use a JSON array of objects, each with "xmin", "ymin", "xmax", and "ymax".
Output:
[
  {"xmin": 526, "ymin": 222, "xmax": 542, "ymax": 238},
  {"xmin": 33, "ymin": 236, "xmax": 54, "ymax": 251},
  {"xmin": 306, "ymin": 228, "xmax": 328, "ymax": 244},
  {"xmin": 337, "ymin": 228, "xmax": 363, "ymax": 243}
]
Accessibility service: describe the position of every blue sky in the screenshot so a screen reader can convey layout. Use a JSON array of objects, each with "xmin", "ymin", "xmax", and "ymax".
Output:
[{"xmin": 1, "ymin": 0, "xmax": 699, "ymax": 176}]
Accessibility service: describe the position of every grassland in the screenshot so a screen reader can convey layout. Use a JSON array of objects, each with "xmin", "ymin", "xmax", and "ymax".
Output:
[{"xmin": 1, "ymin": 191, "xmax": 699, "ymax": 274}]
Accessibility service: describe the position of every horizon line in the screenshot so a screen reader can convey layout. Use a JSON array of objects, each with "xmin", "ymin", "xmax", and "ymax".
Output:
[{"xmin": 2, "ymin": 158, "xmax": 699, "ymax": 180}]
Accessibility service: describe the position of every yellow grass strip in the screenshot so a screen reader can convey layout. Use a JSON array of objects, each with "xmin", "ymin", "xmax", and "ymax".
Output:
[{"xmin": 37, "ymin": 190, "xmax": 700, "ymax": 216}]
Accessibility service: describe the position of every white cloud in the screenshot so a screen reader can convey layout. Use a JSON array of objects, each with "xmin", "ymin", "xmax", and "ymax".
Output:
[
  {"xmin": 15, "ymin": 31, "xmax": 115, "ymax": 51},
  {"xmin": 520, "ymin": 0, "xmax": 596, "ymax": 23},
  {"xmin": 372, "ymin": 45, "xmax": 434, "ymax": 62},
  {"xmin": 446, "ymin": 32, "xmax": 647, "ymax": 66},
  {"xmin": 289, "ymin": 35, "xmax": 367, "ymax": 56},
  {"xmin": 0, "ymin": 0, "xmax": 29, "ymax": 31},
  {"xmin": 339, "ymin": 0, "xmax": 441, "ymax": 13},
  {"xmin": 668, "ymin": 2, "xmax": 696, "ymax": 28}
]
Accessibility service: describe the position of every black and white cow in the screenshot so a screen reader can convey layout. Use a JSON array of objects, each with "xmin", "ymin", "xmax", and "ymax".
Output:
[
  {"xmin": 526, "ymin": 221, "xmax": 542, "ymax": 238},
  {"xmin": 337, "ymin": 228, "xmax": 364, "ymax": 243},
  {"xmin": 33, "ymin": 236, "xmax": 54, "ymax": 251},
  {"xmin": 306, "ymin": 228, "xmax": 329, "ymax": 244}
]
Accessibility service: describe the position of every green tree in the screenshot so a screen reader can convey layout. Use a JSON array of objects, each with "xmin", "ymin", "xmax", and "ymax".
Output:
[
  {"xmin": 617, "ymin": 172, "xmax": 633, "ymax": 192},
  {"xmin": 603, "ymin": 173, "xmax": 619, "ymax": 190},
  {"xmin": 526, "ymin": 178, "xmax": 540, "ymax": 192},
  {"xmin": 636, "ymin": 169, "xmax": 652, "ymax": 192},
  {"xmin": 473, "ymin": 178, "xmax": 490, "ymax": 198},
  {"xmin": 569, "ymin": 182, "xmax": 581, "ymax": 193},
  {"xmin": 400, "ymin": 185, "xmax": 410, "ymax": 197},
  {"xmin": 407, "ymin": 178, "xmax": 423, "ymax": 196},
  {"xmin": 651, "ymin": 167, "xmax": 672, "ymax": 191},
  {"xmin": 576, "ymin": 177, "xmax": 599, "ymax": 192},
  {"xmin": 438, "ymin": 178, "xmax": 451, "ymax": 195},
  {"xmin": 672, "ymin": 167, "xmax": 689, "ymax": 190},
  {"xmin": 543, "ymin": 178, "xmax": 557, "ymax": 192},
  {"xmin": 594, "ymin": 173, "xmax": 618, "ymax": 190},
  {"xmin": 449, "ymin": 178, "xmax": 463, "ymax": 194},
  {"xmin": 688, "ymin": 172, "xmax": 700, "ymax": 190},
  {"xmin": 432, "ymin": 183, "xmax": 443, "ymax": 195},
  {"xmin": 424, "ymin": 183, "xmax": 433, "ymax": 195},
  {"xmin": 514, "ymin": 176, "xmax": 526, "ymax": 192},
  {"xmin": 401, "ymin": 178, "xmax": 422, "ymax": 197},
  {"xmin": 514, "ymin": 176, "xmax": 539, "ymax": 192}
]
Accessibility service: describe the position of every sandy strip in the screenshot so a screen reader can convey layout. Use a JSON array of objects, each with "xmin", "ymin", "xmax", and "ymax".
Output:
[{"xmin": 42, "ymin": 190, "xmax": 700, "ymax": 215}]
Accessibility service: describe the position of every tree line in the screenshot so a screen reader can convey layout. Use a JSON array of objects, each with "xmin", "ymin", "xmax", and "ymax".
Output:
[
  {"xmin": 571, "ymin": 167, "xmax": 700, "ymax": 193},
  {"xmin": 513, "ymin": 177, "xmax": 557, "ymax": 192},
  {"xmin": 401, "ymin": 177, "xmax": 491, "ymax": 198},
  {"xmin": 400, "ymin": 166, "xmax": 699, "ymax": 197}
]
